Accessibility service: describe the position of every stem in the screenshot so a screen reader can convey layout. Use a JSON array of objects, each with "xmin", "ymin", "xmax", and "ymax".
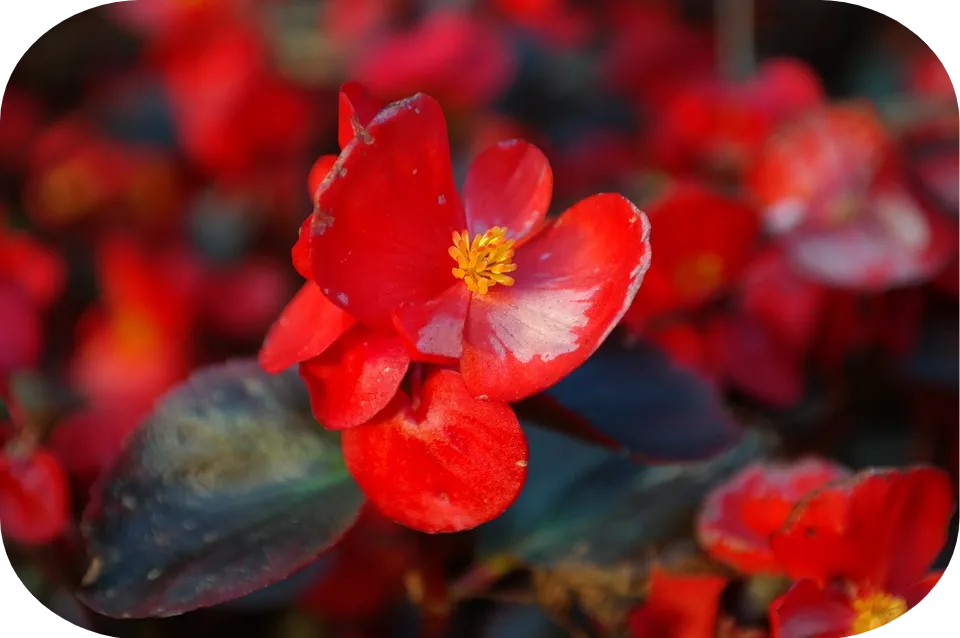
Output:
[{"xmin": 716, "ymin": 0, "xmax": 756, "ymax": 80}]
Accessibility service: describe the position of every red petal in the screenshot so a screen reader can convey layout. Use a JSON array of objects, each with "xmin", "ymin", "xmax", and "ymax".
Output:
[
  {"xmin": 770, "ymin": 580, "xmax": 854, "ymax": 638},
  {"xmin": 337, "ymin": 82, "xmax": 384, "ymax": 149},
  {"xmin": 628, "ymin": 567, "xmax": 728, "ymax": 638},
  {"xmin": 461, "ymin": 193, "xmax": 651, "ymax": 401},
  {"xmin": 392, "ymin": 284, "xmax": 470, "ymax": 362},
  {"xmin": 903, "ymin": 571, "xmax": 943, "ymax": 608},
  {"xmin": 307, "ymin": 154, "xmax": 338, "ymax": 201},
  {"xmin": 770, "ymin": 467, "xmax": 954, "ymax": 593},
  {"xmin": 0, "ymin": 450, "xmax": 70, "ymax": 545},
  {"xmin": 258, "ymin": 283, "xmax": 356, "ymax": 374},
  {"xmin": 341, "ymin": 370, "xmax": 527, "ymax": 532},
  {"xmin": 310, "ymin": 94, "xmax": 465, "ymax": 330},
  {"xmin": 785, "ymin": 184, "xmax": 957, "ymax": 290},
  {"xmin": 698, "ymin": 458, "xmax": 850, "ymax": 575},
  {"xmin": 0, "ymin": 284, "xmax": 41, "ymax": 378},
  {"xmin": 298, "ymin": 326, "xmax": 409, "ymax": 430},
  {"xmin": 0, "ymin": 233, "xmax": 65, "ymax": 308},
  {"xmin": 292, "ymin": 216, "xmax": 312, "ymax": 280},
  {"xmin": 462, "ymin": 139, "xmax": 552, "ymax": 241}
]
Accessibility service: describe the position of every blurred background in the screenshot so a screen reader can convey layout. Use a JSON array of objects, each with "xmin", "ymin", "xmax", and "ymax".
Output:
[{"xmin": 0, "ymin": 1, "xmax": 957, "ymax": 637}]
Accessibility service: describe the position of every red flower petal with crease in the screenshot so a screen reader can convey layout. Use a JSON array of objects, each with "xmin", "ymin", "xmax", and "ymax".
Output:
[
  {"xmin": 698, "ymin": 458, "xmax": 849, "ymax": 575},
  {"xmin": 628, "ymin": 567, "xmax": 729, "ymax": 638},
  {"xmin": 310, "ymin": 94, "xmax": 465, "ymax": 329},
  {"xmin": 259, "ymin": 283, "xmax": 356, "ymax": 374},
  {"xmin": 393, "ymin": 284, "xmax": 470, "ymax": 363},
  {"xmin": 461, "ymin": 193, "xmax": 651, "ymax": 401},
  {"xmin": 770, "ymin": 467, "xmax": 954, "ymax": 594},
  {"xmin": 462, "ymin": 139, "xmax": 552, "ymax": 240},
  {"xmin": 341, "ymin": 370, "xmax": 527, "ymax": 533},
  {"xmin": 307, "ymin": 154, "xmax": 338, "ymax": 202},
  {"xmin": 338, "ymin": 82, "xmax": 384, "ymax": 149},
  {"xmin": 770, "ymin": 580, "xmax": 853, "ymax": 638},
  {"xmin": 299, "ymin": 325, "xmax": 409, "ymax": 430}
]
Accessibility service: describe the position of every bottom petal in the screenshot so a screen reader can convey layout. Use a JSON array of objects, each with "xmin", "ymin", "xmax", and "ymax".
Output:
[
  {"xmin": 770, "ymin": 580, "xmax": 854, "ymax": 638},
  {"xmin": 341, "ymin": 370, "xmax": 528, "ymax": 533},
  {"xmin": 299, "ymin": 325, "xmax": 409, "ymax": 430}
]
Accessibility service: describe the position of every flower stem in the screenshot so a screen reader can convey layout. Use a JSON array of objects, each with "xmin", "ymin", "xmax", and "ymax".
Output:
[{"xmin": 716, "ymin": 0, "xmax": 756, "ymax": 80}]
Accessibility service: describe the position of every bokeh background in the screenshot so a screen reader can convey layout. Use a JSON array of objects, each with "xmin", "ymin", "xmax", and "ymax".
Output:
[{"xmin": 1, "ymin": 1, "xmax": 957, "ymax": 637}]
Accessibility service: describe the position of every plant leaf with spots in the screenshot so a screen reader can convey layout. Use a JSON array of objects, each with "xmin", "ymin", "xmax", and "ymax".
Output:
[{"xmin": 76, "ymin": 361, "xmax": 365, "ymax": 618}]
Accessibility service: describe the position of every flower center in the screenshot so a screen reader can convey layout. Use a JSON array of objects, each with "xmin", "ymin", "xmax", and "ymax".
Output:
[
  {"xmin": 674, "ymin": 252, "xmax": 725, "ymax": 298},
  {"xmin": 851, "ymin": 592, "xmax": 907, "ymax": 634},
  {"xmin": 448, "ymin": 226, "xmax": 517, "ymax": 295}
]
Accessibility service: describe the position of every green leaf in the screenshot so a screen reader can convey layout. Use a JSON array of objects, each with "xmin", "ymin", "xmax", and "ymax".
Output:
[{"xmin": 77, "ymin": 361, "xmax": 365, "ymax": 618}]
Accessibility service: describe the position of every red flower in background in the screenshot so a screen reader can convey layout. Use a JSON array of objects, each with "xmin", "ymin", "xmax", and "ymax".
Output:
[
  {"xmin": 749, "ymin": 103, "xmax": 957, "ymax": 290},
  {"xmin": 649, "ymin": 59, "xmax": 824, "ymax": 175},
  {"xmin": 0, "ymin": 89, "xmax": 45, "ymax": 172},
  {"xmin": 0, "ymin": 393, "xmax": 70, "ymax": 546},
  {"xmin": 629, "ymin": 567, "xmax": 766, "ymax": 638},
  {"xmin": 0, "ymin": 220, "xmax": 65, "ymax": 382},
  {"xmin": 698, "ymin": 458, "xmax": 850, "ymax": 575},
  {"xmin": 351, "ymin": 10, "xmax": 515, "ymax": 110},
  {"xmin": 769, "ymin": 468, "xmax": 953, "ymax": 637},
  {"xmin": 69, "ymin": 235, "xmax": 193, "ymax": 412}
]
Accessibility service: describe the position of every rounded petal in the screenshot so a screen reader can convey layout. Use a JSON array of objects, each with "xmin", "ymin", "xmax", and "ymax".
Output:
[
  {"xmin": 292, "ymin": 217, "xmax": 312, "ymax": 280},
  {"xmin": 770, "ymin": 467, "xmax": 954, "ymax": 593},
  {"xmin": 697, "ymin": 458, "xmax": 850, "ymax": 575},
  {"xmin": 341, "ymin": 370, "xmax": 528, "ymax": 533},
  {"xmin": 463, "ymin": 139, "xmax": 552, "ymax": 241},
  {"xmin": 337, "ymin": 82, "xmax": 385, "ymax": 149},
  {"xmin": 628, "ymin": 567, "xmax": 728, "ymax": 638},
  {"xmin": 258, "ymin": 283, "xmax": 356, "ymax": 374},
  {"xmin": 461, "ymin": 193, "xmax": 651, "ymax": 401},
  {"xmin": 310, "ymin": 94, "xmax": 465, "ymax": 329},
  {"xmin": 298, "ymin": 326, "xmax": 410, "ymax": 430},
  {"xmin": 392, "ymin": 284, "xmax": 470, "ymax": 363},
  {"xmin": 770, "ymin": 580, "xmax": 854, "ymax": 638}
]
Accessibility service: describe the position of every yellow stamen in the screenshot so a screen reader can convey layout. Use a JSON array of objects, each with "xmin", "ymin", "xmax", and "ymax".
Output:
[
  {"xmin": 448, "ymin": 226, "xmax": 517, "ymax": 295},
  {"xmin": 674, "ymin": 252, "xmax": 725, "ymax": 298},
  {"xmin": 851, "ymin": 592, "xmax": 907, "ymax": 634}
]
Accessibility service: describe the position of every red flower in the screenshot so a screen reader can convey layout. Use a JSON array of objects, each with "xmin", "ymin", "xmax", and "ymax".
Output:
[
  {"xmin": 650, "ymin": 59, "xmax": 824, "ymax": 174},
  {"xmin": 769, "ymin": 467, "xmax": 954, "ymax": 637},
  {"xmin": 748, "ymin": 103, "xmax": 957, "ymax": 290},
  {"xmin": 350, "ymin": 10, "xmax": 515, "ymax": 110},
  {"xmin": 628, "ymin": 566, "xmax": 730, "ymax": 638},
  {"xmin": 308, "ymin": 92, "xmax": 651, "ymax": 402},
  {"xmin": 624, "ymin": 183, "xmax": 759, "ymax": 331},
  {"xmin": 0, "ymin": 448, "xmax": 70, "ymax": 545},
  {"xmin": 698, "ymin": 458, "xmax": 850, "ymax": 575}
]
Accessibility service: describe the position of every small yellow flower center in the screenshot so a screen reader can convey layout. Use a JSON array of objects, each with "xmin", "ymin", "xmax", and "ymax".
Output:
[
  {"xmin": 674, "ymin": 252, "xmax": 725, "ymax": 298},
  {"xmin": 448, "ymin": 226, "xmax": 517, "ymax": 295},
  {"xmin": 851, "ymin": 592, "xmax": 908, "ymax": 634}
]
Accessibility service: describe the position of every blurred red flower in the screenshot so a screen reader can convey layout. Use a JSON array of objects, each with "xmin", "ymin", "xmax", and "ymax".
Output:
[
  {"xmin": 769, "ymin": 467, "xmax": 953, "ymax": 637},
  {"xmin": 628, "ymin": 567, "xmax": 730, "ymax": 638},
  {"xmin": 698, "ymin": 458, "xmax": 850, "ymax": 575}
]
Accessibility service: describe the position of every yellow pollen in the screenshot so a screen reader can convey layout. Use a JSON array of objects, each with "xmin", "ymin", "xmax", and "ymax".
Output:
[
  {"xmin": 851, "ymin": 592, "xmax": 908, "ymax": 634},
  {"xmin": 448, "ymin": 226, "xmax": 517, "ymax": 295},
  {"xmin": 674, "ymin": 252, "xmax": 725, "ymax": 298}
]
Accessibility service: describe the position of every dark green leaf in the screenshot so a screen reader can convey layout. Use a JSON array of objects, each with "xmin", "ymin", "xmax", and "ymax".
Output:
[{"xmin": 77, "ymin": 361, "xmax": 365, "ymax": 618}]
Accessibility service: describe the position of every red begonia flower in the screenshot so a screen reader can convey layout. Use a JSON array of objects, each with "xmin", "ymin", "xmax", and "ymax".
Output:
[
  {"xmin": 768, "ymin": 467, "xmax": 952, "ymax": 637},
  {"xmin": 698, "ymin": 458, "xmax": 850, "ymax": 575},
  {"xmin": 341, "ymin": 370, "xmax": 527, "ymax": 533},
  {"xmin": 199, "ymin": 258, "xmax": 292, "ymax": 341},
  {"xmin": 0, "ymin": 448, "xmax": 70, "ymax": 545},
  {"xmin": 350, "ymin": 10, "xmax": 515, "ymax": 109},
  {"xmin": 624, "ymin": 183, "xmax": 759, "ymax": 332},
  {"xmin": 309, "ymin": 93, "xmax": 651, "ymax": 402},
  {"xmin": 0, "ymin": 284, "xmax": 41, "ymax": 381},
  {"xmin": 628, "ymin": 566, "xmax": 729, "ymax": 638}
]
